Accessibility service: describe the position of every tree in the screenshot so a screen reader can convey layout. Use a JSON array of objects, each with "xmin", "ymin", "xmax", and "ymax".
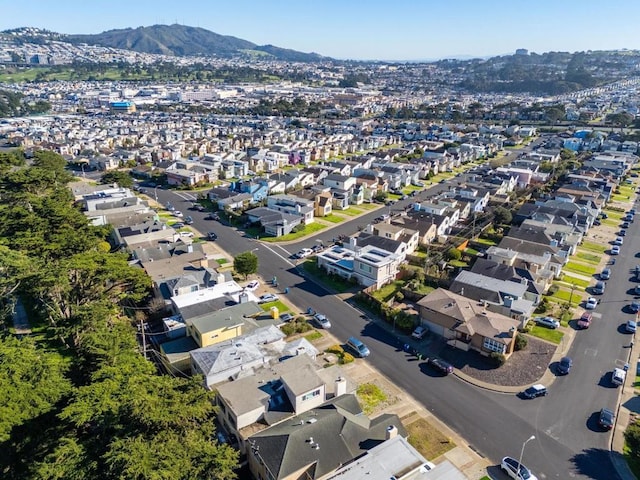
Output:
[
  {"xmin": 374, "ymin": 191, "xmax": 388, "ymax": 203},
  {"xmin": 625, "ymin": 420, "xmax": 640, "ymax": 460},
  {"xmin": 100, "ymin": 170, "xmax": 134, "ymax": 188},
  {"xmin": 234, "ymin": 251, "xmax": 258, "ymax": 279},
  {"xmin": 493, "ymin": 207, "xmax": 512, "ymax": 225},
  {"xmin": 445, "ymin": 248, "xmax": 462, "ymax": 261}
]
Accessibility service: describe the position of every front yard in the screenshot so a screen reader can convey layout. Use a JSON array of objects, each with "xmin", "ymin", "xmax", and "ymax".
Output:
[
  {"xmin": 528, "ymin": 324, "xmax": 564, "ymax": 344},
  {"xmin": 262, "ymin": 222, "xmax": 327, "ymax": 242},
  {"xmin": 405, "ymin": 417, "xmax": 456, "ymax": 461}
]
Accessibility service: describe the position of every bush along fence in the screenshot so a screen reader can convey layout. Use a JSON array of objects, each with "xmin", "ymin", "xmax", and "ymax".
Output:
[{"xmin": 354, "ymin": 290, "xmax": 419, "ymax": 333}]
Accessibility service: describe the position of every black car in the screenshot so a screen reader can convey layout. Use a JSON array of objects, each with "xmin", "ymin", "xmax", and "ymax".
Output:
[
  {"xmin": 184, "ymin": 215, "xmax": 194, "ymax": 225},
  {"xmin": 427, "ymin": 358, "xmax": 454, "ymax": 375},
  {"xmin": 522, "ymin": 384, "xmax": 547, "ymax": 399},
  {"xmin": 207, "ymin": 231, "xmax": 218, "ymax": 241},
  {"xmin": 599, "ymin": 408, "xmax": 615, "ymax": 430},
  {"xmin": 622, "ymin": 221, "xmax": 630, "ymax": 229},
  {"xmin": 557, "ymin": 356, "xmax": 572, "ymax": 375}
]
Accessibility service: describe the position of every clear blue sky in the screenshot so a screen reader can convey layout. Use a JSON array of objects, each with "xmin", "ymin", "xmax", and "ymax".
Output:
[{"xmin": 2, "ymin": 0, "xmax": 639, "ymax": 60}]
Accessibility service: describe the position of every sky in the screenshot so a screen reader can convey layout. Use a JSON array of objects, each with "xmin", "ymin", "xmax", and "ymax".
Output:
[{"xmin": 2, "ymin": 0, "xmax": 640, "ymax": 61}]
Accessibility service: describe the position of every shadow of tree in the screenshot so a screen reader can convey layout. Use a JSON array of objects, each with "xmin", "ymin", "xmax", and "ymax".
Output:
[{"xmin": 571, "ymin": 448, "xmax": 622, "ymax": 480}]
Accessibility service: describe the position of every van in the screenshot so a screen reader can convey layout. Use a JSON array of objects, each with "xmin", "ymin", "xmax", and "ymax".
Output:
[
  {"xmin": 346, "ymin": 337, "xmax": 370, "ymax": 358},
  {"xmin": 612, "ymin": 367, "xmax": 627, "ymax": 386}
]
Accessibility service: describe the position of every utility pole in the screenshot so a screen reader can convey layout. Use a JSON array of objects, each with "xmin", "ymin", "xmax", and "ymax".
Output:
[{"xmin": 140, "ymin": 318, "xmax": 147, "ymax": 360}]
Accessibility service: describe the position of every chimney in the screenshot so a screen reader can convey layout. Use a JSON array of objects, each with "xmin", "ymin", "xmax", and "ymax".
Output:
[
  {"xmin": 386, "ymin": 425, "xmax": 398, "ymax": 440},
  {"xmin": 335, "ymin": 376, "xmax": 347, "ymax": 398},
  {"xmin": 187, "ymin": 244, "xmax": 194, "ymax": 253},
  {"xmin": 503, "ymin": 296, "xmax": 513, "ymax": 308},
  {"xmin": 238, "ymin": 291, "xmax": 249, "ymax": 304},
  {"xmin": 349, "ymin": 236, "xmax": 357, "ymax": 248}
]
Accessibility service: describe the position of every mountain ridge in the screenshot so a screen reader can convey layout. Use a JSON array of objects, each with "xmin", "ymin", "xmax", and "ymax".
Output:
[{"xmin": 65, "ymin": 24, "xmax": 327, "ymax": 62}]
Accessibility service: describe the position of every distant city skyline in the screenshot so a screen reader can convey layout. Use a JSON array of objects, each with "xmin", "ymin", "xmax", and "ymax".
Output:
[{"xmin": 2, "ymin": 0, "xmax": 640, "ymax": 61}]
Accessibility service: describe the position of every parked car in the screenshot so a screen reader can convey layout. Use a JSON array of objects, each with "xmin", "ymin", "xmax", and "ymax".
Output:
[
  {"xmin": 626, "ymin": 319, "xmax": 638, "ymax": 333},
  {"xmin": 295, "ymin": 248, "xmax": 313, "ymax": 259},
  {"xmin": 620, "ymin": 229, "xmax": 627, "ymax": 237},
  {"xmin": 279, "ymin": 313, "xmax": 294, "ymax": 323},
  {"xmin": 599, "ymin": 407, "xmax": 616, "ymax": 430},
  {"xmin": 184, "ymin": 215, "xmax": 194, "ymax": 225},
  {"xmin": 612, "ymin": 367, "xmax": 627, "ymax": 386},
  {"xmin": 557, "ymin": 356, "xmax": 573, "ymax": 375},
  {"xmin": 630, "ymin": 301, "xmax": 640, "ymax": 314},
  {"xmin": 611, "ymin": 245, "xmax": 621, "ymax": 255},
  {"xmin": 585, "ymin": 297, "xmax": 598, "ymax": 310},
  {"xmin": 172, "ymin": 222, "xmax": 185, "ymax": 229},
  {"xmin": 313, "ymin": 313, "xmax": 331, "ymax": 329},
  {"xmin": 259, "ymin": 293, "xmax": 279, "ymax": 304},
  {"xmin": 501, "ymin": 456, "xmax": 538, "ymax": 480},
  {"xmin": 634, "ymin": 285, "xmax": 640, "ymax": 296},
  {"xmin": 207, "ymin": 231, "xmax": 218, "ymax": 241},
  {"xmin": 205, "ymin": 213, "xmax": 220, "ymax": 220},
  {"xmin": 614, "ymin": 236, "xmax": 624, "ymax": 246},
  {"xmin": 178, "ymin": 231, "xmax": 194, "ymax": 238},
  {"xmin": 346, "ymin": 336, "xmax": 370, "ymax": 358},
  {"xmin": 622, "ymin": 221, "xmax": 631, "ymax": 229},
  {"xmin": 173, "ymin": 210, "xmax": 183, "ymax": 217},
  {"xmin": 412, "ymin": 325, "xmax": 428, "ymax": 340},
  {"xmin": 578, "ymin": 311, "xmax": 593, "ymax": 329},
  {"xmin": 245, "ymin": 280, "xmax": 260, "ymax": 291},
  {"xmin": 600, "ymin": 268, "xmax": 611, "ymax": 280},
  {"xmin": 427, "ymin": 357, "xmax": 454, "ymax": 375},
  {"xmin": 593, "ymin": 281, "xmax": 606, "ymax": 295},
  {"xmin": 534, "ymin": 316, "xmax": 560, "ymax": 329},
  {"xmin": 522, "ymin": 384, "xmax": 548, "ymax": 399}
]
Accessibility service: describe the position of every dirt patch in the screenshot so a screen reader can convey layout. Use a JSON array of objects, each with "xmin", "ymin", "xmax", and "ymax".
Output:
[
  {"xmin": 440, "ymin": 336, "xmax": 556, "ymax": 387},
  {"xmin": 405, "ymin": 417, "xmax": 456, "ymax": 461}
]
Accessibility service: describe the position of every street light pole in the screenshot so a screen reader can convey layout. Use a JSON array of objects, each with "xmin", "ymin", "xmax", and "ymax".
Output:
[
  {"xmin": 154, "ymin": 186, "xmax": 159, "ymax": 204},
  {"xmin": 517, "ymin": 435, "xmax": 535, "ymax": 478}
]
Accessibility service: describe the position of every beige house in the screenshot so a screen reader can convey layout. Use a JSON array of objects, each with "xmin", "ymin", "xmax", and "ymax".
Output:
[{"xmin": 417, "ymin": 288, "xmax": 519, "ymax": 357}]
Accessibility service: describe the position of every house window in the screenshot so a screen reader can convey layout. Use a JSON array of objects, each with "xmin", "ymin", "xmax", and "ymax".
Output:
[
  {"xmin": 302, "ymin": 389, "xmax": 321, "ymax": 401},
  {"xmin": 483, "ymin": 337, "xmax": 506, "ymax": 354}
]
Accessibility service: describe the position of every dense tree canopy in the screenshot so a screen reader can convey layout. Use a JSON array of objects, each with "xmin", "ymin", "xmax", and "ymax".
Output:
[{"xmin": 0, "ymin": 149, "xmax": 238, "ymax": 479}]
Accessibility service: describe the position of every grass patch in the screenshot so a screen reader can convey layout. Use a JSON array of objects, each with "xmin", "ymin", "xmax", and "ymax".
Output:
[
  {"xmin": 528, "ymin": 325, "xmax": 564, "ymax": 344},
  {"xmin": 475, "ymin": 237, "xmax": 498, "ymax": 246},
  {"xmin": 304, "ymin": 331, "xmax": 323, "ymax": 342},
  {"xmin": 357, "ymin": 203, "xmax": 380, "ymax": 211},
  {"xmin": 259, "ymin": 300, "xmax": 290, "ymax": 313},
  {"xmin": 371, "ymin": 280, "xmax": 405, "ymax": 302},
  {"xmin": 549, "ymin": 288, "xmax": 581, "ymax": 305},
  {"xmin": 575, "ymin": 252, "xmax": 601, "ymax": 264},
  {"xmin": 387, "ymin": 193, "xmax": 402, "ymax": 200},
  {"xmin": 262, "ymin": 222, "xmax": 327, "ymax": 242},
  {"xmin": 320, "ymin": 213, "xmax": 346, "ymax": 224},
  {"xmin": 624, "ymin": 442, "xmax": 640, "ymax": 480},
  {"xmin": 412, "ymin": 284, "xmax": 436, "ymax": 295},
  {"xmin": 300, "ymin": 259, "xmax": 354, "ymax": 293},
  {"xmin": 215, "ymin": 258, "xmax": 229, "ymax": 265},
  {"xmin": 356, "ymin": 383, "xmax": 387, "ymax": 415},
  {"xmin": 464, "ymin": 247, "xmax": 479, "ymax": 256},
  {"xmin": 337, "ymin": 207, "xmax": 364, "ymax": 216},
  {"xmin": 558, "ymin": 275, "xmax": 591, "ymax": 289},
  {"xmin": 603, "ymin": 209, "xmax": 624, "ymax": 220},
  {"xmin": 564, "ymin": 261, "xmax": 597, "ymax": 276},
  {"xmin": 579, "ymin": 241, "xmax": 607, "ymax": 254},
  {"xmin": 449, "ymin": 260, "xmax": 468, "ymax": 268},
  {"xmin": 406, "ymin": 417, "xmax": 456, "ymax": 461}
]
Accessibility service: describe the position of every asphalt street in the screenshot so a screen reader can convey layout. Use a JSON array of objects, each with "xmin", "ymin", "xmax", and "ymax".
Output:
[{"xmin": 151, "ymin": 157, "xmax": 626, "ymax": 479}]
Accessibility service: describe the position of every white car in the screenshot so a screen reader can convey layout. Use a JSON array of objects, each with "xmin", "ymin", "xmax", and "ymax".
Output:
[
  {"xmin": 611, "ymin": 245, "xmax": 620, "ymax": 255},
  {"xmin": 534, "ymin": 316, "xmax": 560, "ymax": 329},
  {"xmin": 259, "ymin": 293, "xmax": 279, "ymax": 304},
  {"xmin": 585, "ymin": 297, "xmax": 598, "ymax": 310},
  {"xmin": 313, "ymin": 313, "xmax": 332, "ymax": 329},
  {"xmin": 501, "ymin": 456, "xmax": 538, "ymax": 480},
  {"xmin": 296, "ymin": 248, "xmax": 313, "ymax": 259},
  {"xmin": 245, "ymin": 280, "xmax": 260, "ymax": 291},
  {"xmin": 613, "ymin": 237, "xmax": 624, "ymax": 246},
  {"xmin": 178, "ymin": 231, "xmax": 194, "ymax": 238},
  {"xmin": 173, "ymin": 210, "xmax": 183, "ymax": 217}
]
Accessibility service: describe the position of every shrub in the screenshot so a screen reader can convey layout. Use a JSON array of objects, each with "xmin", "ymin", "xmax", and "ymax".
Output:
[
  {"xmin": 625, "ymin": 420, "xmax": 640, "ymax": 460},
  {"xmin": 395, "ymin": 292, "xmax": 405, "ymax": 302},
  {"xmin": 340, "ymin": 352, "xmax": 355, "ymax": 364},
  {"xmin": 326, "ymin": 345, "xmax": 344, "ymax": 355},
  {"xmin": 547, "ymin": 284, "xmax": 559, "ymax": 295},
  {"xmin": 515, "ymin": 333, "xmax": 528, "ymax": 351},
  {"xmin": 445, "ymin": 247, "xmax": 462, "ymax": 261},
  {"xmin": 489, "ymin": 352, "xmax": 506, "ymax": 367}
]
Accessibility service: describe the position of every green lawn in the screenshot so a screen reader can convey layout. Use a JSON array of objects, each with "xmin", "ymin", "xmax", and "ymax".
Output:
[
  {"xmin": 564, "ymin": 261, "xmax": 597, "ymax": 276},
  {"xmin": 528, "ymin": 325, "xmax": 564, "ymax": 344},
  {"xmin": 304, "ymin": 331, "xmax": 323, "ymax": 342},
  {"xmin": 262, "ymin": 222, "xmax": 327, "ymax": 242},
  {"xmin": 475, "ymin": 237, "xmax": 498, "ymax": 246},
  {"xmin": 320, "ymin": 213, "xmax": 346, "ymax": 224},
  {"xmin": 549, "ymin": 288, "xmax": 581, "ymax": 305},
  {"xmin": 603, "ymin": 209, "xmax": 624, "ymax": 220},
  {"xmin": 337, "ymin": 207, "xmax": 364, "ymax": 216},
  {"xmin": 579, "ymin": 241, "xmax": 607, "ymax": 254},
  {"xmin": 371, "ymin": 280, "xmax": 405, "ymax": 302},
  {"xmin": 260, "ymin": 300, "xmax": 290, "ymax": 314},
  {"xmin": 357, "ymin": 203, "xmax": 380, "ymax": 211},
  {"xmin": 215, "ymin": 258, "xmax": 229, "ymax": 265},
  {"xmin": 575, "ymin": 252, "xmax": 602, "ymax": 264},
  {"xmin": 387, "ymin": 193, "xmax": 402, "ymax": 200},
  {"xmin": 558, "ymin": 275, "xmax": 591, "ymax": 289}
]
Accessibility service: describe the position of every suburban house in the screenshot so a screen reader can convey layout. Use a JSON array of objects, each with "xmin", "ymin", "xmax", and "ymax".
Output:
[
  {"xmin": 294, "ymin": 188, "xmax": 334, "ymax": 217},
  {"xmin": 165, "ymin": 159, "xmax": 218, "ymax": 186},
  {"xmin": 449, "ymin": 270, "xmax": 536, "ymax": 321},
  {"xmin": 417, "ymin": 288, "xmax": 520, "ymax": 356},
  {"xmin": 323, "ymin": 173, "xmax": 356, "ymax": 209},
  {"xmin": 245, "ymin": 207, "xmax": 304, "ymax": 237},
  {"xmin": 316, "ymin": 244, "xmax": 401, "ymax": 288},
  {"xmin": 267, "ymin": 194, "xmax": 316, "ymax": 224},
  {"xmin": 246, "ymin": 394, "xmax": 406, "ymax": 480},
  {"xmin": 366, "ymin": 223, "xmax": 419, "ymax": 255},
  {"xmin": 486, "ymin": 245, "xmax": 561, "ymax": 284},
  {"xmin": 390, "ymin": 214, "xmax": 438, "ymax": 245},
  {"xmin": 471, "ymin": 257, "xmax": 547, "ymax": 302}
]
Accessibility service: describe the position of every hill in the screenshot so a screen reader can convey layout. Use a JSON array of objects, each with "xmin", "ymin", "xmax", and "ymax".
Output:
[{"xmin": 67, "ymin": 24, "xmax": 327, "ymax": 62}]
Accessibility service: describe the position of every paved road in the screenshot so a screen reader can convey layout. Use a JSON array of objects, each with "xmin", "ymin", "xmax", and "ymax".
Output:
[{"xmin": 151, "ymin": 165, "xmax": 624, "ymax": 479}]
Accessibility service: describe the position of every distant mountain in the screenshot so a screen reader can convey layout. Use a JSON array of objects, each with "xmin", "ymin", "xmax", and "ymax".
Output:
[{"xmin": 66, "ymin": 24, "xmax": 327, "ymax": 62}]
